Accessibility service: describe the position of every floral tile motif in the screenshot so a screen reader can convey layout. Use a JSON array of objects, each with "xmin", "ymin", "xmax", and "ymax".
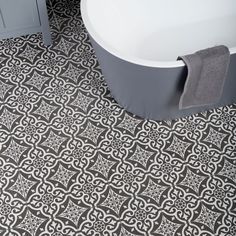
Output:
[
  {"xmin": 7, "ymin": 172, "xmax": 37, "ymax": 200},
  {"xmin": 49, "ymin": 163, "xmax": 77, "ymax": 188},
  {"xmin": 69, "ymin": 90, "xmax": 95, "ymax": 112},
  {"xmin": 179, "ymin": 168, "xmax": 207, "ymax": 195},
  {"xmin": 117, "ymin": 113, "xmax": 142, "ymax": 135},
  {"xmin": 0, "ymin": 0, "xmax": 235, "ymax": 235},
  {"xmin": 25, "ymin": 70, "xmax": 51, "ymax": 91},
  {"xmin": 128, "ymin": 144, "xmax": 155, "ymax": 168},
  {"xmin": 100, "ymin": 188, "xmax": 128, "ymax": 215},
  {"xmin": 218, "ymin": 159, "xmax": 236, "ymax": 183},
  {"xmin": 32, "ymin": 99, "xmax": 59, "ymax": 122},
  {"xmin": 154, "ymin": 215, "xmax": 183, "ymax": 236},
  {"xmin": 0, "ymin": 80, "xmax": 14, "ymax": 100},
  {"xmin": 203, "ymin": 126, "xmax": 228, "ymax": 149},
  {"xmin": 165, "ymin": 135, "xmax": 192, "ymax": 159},
  {"xmin": 140, "ymin": 178, "xmax": 168, "ymax": 205},
  {"xmin": 16, "ymin": 209, "xmax": 46, "ymax": 236},
  {"xmin": 58, "ymin": 199, "xmax": 87, "ymax": 227},
  {"xmin": 60, "ymin": 62, "xmax": 86, "ymax": 83},
  {"xmin": 1, "ymin": 138, "xmax": 29, "ymax": 164},
  {"xmin": 53, "ymin": 37, "xmax": 76, "ymax": 56},
  {"xmin": 0, "ymin": 107, "xmax": 21, "ymax": 130},
  {"xmin": 90, "ymin": 154, "xmax": 116, "ymax": 179},
  {"xmin": 194, "ymin": 204, "xmax": 222, "ymax": 232},
  {"xmin": 79, "ymin": 121, "xmax": 105, "ymax": 144},
  {"xmin": 40, "ymin": 129, "xmax": 68, "ymax": 154}
]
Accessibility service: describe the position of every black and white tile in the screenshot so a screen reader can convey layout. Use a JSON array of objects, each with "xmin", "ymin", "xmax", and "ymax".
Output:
[{"xmin": 0, "ymin": 1, "xmax": 236, "ymax": 235}]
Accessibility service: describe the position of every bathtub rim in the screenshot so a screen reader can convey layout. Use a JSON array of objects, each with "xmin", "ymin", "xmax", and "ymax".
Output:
[{"xmin": 81, "ymin": 0, "xmax": 236, "ymax": 69}]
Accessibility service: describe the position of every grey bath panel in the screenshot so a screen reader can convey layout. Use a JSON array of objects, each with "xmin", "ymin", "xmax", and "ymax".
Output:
[
  {"xmin": 90, "ymin": 36, "xmax": 236, "ymax": 120},
  {"xmin": 0, "ymin": 0, "xmax": 51, "ymax": 45}
]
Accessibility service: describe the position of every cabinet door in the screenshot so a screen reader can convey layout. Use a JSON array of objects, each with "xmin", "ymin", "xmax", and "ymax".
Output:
[{"xmin": 0, "ymin": 0, "xmax": 40, "ymax": 31}]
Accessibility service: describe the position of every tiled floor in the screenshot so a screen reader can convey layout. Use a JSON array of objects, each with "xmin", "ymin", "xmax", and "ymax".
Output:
[{"xmin": 0, "ymin": 1, "xmax": 236, "ymax": 235}]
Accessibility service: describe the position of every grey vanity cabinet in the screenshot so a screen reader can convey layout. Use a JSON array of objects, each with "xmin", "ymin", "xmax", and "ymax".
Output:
[{"xmin": 0, "ymin": 0, "xmax": 51, "ymax": 45}]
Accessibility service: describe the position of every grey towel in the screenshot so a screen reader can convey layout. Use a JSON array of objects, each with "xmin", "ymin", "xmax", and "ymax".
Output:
[{"xmin": 178, "ymin": 45, "xmax": 230, "ymax": 109}]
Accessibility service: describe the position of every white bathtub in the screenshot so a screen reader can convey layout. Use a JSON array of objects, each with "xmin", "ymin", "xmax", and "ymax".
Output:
[{"xmin": 81, "ymin": 0, "xmax": 236, "ymax": 120}]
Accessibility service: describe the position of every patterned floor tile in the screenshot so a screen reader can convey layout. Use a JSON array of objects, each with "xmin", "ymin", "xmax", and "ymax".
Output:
[{"xmin": 0, "ymin": 0, "xmax": 236, "ymax": 235}]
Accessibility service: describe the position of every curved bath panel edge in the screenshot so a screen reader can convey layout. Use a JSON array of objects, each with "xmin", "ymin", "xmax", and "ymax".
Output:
[{"xmin": 89, "ymin": 35, "xmax": 236, "ymax": 120}]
